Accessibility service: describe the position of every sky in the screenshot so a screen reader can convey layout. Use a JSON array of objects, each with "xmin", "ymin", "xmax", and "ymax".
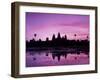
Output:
[{"xmin": 26, "ymin": 12, "xmax": 89, "ymax": 41}]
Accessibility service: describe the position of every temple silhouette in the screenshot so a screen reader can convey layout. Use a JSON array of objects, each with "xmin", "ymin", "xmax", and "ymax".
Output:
[{"xmin": 26, "ymin": 32, "xmax": 89, "ymax": 50}]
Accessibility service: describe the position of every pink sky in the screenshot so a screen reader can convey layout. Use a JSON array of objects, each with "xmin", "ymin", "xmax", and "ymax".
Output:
[{"xmin": 26, "ymin": 12, "xmax": 89, "ymax": 41}]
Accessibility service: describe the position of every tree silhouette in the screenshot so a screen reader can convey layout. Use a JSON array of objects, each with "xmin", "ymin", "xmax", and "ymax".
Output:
[
  {"xmin": 34, "ymin": 33, "xmax": 37, "ymax": 41},
  {"xmin": 39, "ymin": 39, "xmax": 41, "ymax": 42},
  {"xmin": 46, "ymin": 37, "xmax": 49, "ymax": 41},
  {"xmin": 74, "ymin": 34, "xmax": 77, "ymax": 40},
  {"xmin": 86, "ymin": 36, "xmax": 88, "ymax": 40},
  {"xmin": 64, "ymin": 35, "xmax": 67, "ymax": 40},
  {"xmin": 34, "ymin": 33, "xmax": 37, "ymax": 37}
]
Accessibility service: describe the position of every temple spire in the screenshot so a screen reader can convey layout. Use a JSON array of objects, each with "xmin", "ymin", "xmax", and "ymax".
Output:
[{"xmin": 57, "ymin": 32, "xmax": 61, "ymax": 39}]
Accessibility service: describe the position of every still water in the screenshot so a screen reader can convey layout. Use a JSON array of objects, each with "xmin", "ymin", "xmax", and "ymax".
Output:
[{"xmin": 26, "ymin": 49, "xmax": 89, "ymax": 67}]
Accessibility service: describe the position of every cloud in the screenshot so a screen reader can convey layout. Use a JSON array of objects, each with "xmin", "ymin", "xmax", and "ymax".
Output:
[{"xmin": 57, "ymin": 21, "xmax": 89, "ymax": 28}]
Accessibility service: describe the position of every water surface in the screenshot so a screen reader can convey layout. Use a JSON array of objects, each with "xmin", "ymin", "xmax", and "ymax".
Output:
[{"xmin": 26, "ymin": 48, "xmax": 89, "ymax": 67}]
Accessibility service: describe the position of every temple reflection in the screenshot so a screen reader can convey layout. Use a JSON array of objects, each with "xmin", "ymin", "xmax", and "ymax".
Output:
[
  {"xmin": 51, "ymin": 51, "xmax": 68, "ymax": 61},
  {"xmin": 28, "ymin": 49, "xmax": 89, "ymax": 62}
]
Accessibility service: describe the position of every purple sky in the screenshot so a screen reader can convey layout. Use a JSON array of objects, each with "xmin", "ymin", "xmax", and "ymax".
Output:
[{"xmin": 26, "ymin": 12, "xmax": 89, "ymax": 41}]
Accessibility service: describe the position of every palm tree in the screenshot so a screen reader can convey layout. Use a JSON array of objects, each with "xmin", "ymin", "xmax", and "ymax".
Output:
[
  {"xmin": 86, "ymin": 35, "xmax": 88, "ymax": 40},
  {"xmin": 34, "ymin": 33, "xmax": 37, "ymax": 37},
  {"xmin": 34, "ymin": 33, "xmax": 37, "ymax": 41},
  {"xmin": 74, "ymin": 34, "xmax": 77, "ymax": 40}
]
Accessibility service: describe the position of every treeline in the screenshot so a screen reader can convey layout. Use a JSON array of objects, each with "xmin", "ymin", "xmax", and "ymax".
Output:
[{"xmin": 26, "ymin": 32, "xmax": 89, "ymax": 48}]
